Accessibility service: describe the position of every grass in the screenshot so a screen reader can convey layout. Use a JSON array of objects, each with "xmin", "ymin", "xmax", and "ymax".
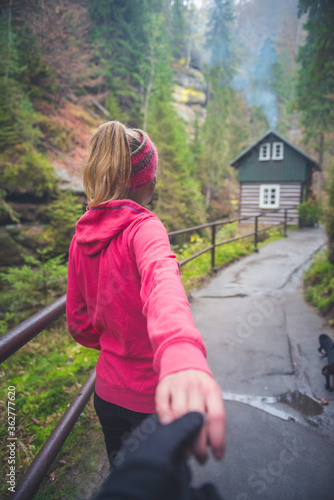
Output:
[
  {"xmin": 175, "ymin": 226, "xmax": 284, "ymax": 295},
  {"xmin": 0, "ymin": 321, "xmax": 100, "ymax": 499},
  {"xmin": 304, "ymin": 250, "xmax": 334, "ymax": 326},
  {"xmin": 0, "ymin": 224, "xmax": 284, "ymax": 499}
]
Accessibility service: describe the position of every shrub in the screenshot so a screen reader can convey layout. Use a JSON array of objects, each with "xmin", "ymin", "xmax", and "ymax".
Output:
[
  {"xmin": 298, "ymin": 198, "xmax": 321, "ymax": 228},
  {"xmin": 324, "ymin": 162, "xmax": 334, "ymax": 264},
  {"xmin": 304, "ymin": 250, "xmax": 334, "ymax": 319},
  {"xmin": 44, "ymin": 190, "xmax": 84, "ymax": 255},
  {"xmin": 0, "ymin": 251, "xmax": 67, "ymax": 333},
  {"xmin": 2, "ymin": 147, "xmax": 57, "ymax": 196}
]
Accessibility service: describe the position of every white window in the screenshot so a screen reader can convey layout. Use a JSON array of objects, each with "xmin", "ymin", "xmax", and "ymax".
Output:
[
  {"xmin": 272, "ymin": 142, "xmax": 284, "ymax": 160},
  {"xmin": 259, "ymin": 184, "xmax": 280, "ymax": 209},
  {"xmin": 259, "ymin": 143, "xmax": 270, "ymax": 161}
]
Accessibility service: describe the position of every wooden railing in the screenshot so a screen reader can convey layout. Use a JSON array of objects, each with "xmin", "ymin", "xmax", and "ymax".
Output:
[{"xmin": 0, "ymin": 206, "xmax": 296, "ymax": 499}]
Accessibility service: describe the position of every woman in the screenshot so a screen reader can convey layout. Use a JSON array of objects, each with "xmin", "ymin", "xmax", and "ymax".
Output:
[{"xmin": 66, "ymin": 121, "xmax": 225, "ymax": 465}]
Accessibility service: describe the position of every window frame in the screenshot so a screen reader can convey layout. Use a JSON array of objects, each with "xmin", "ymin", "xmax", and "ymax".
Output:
[
  {"xmin": 259, "ymin": 142, "xmax": 271, "ymax": 161},
  {"xmin": 259, "ymin": 184, "xmax": 280, "ymax": 209},
  {"xmin": 272, "ymin": 142, "xmax": 284, "ymax": 160}
]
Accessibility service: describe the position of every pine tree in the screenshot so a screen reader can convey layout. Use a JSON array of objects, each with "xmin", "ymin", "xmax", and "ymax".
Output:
[
  {"xmin": 199, "ymin": 0, "xmax": 236, "ymax": 215},
  {"xmin": 296, "ymin": 0, "xmax": 334, "ymax": 179},
  {"xmin": 89, "ymin": 0, "xmax": 152, "ymax": 125},
  {"xmin": 146, "ymin": 9, "xmax": 206, "ymax": 230}
]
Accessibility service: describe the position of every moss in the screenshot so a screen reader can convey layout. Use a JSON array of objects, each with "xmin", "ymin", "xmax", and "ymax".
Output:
[
  {"xmin": 0, "ymin": 230, "xmax": 32, "ymax": 266},
  {"xmin": 0, "ymin": 323, "xmax": 100, "ymax": 500},
  {"xmin": 2, "ymin": 147, "xmax": 57, "ymax": 196},
  {"xmin": 37, "ymin": 115, "xmax": 75, "ymax": 153}
]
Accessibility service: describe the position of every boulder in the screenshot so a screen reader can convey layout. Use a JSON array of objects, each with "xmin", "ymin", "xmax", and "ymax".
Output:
[
  {"xmin": 171, "ymin": 65, "xmax": 208, "ymax": 139},
  {"xmin": 173, "ymin": 67, "xmax": 207, "ymax": 93},
  {"xmin": 172, "ymin": 85, "xmax": 207, "ymax": 105}
]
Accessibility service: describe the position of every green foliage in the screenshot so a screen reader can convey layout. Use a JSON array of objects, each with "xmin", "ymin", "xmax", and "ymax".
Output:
[
  {"xmin": 0, "ymin": 252, "xmax": 67, "ymax": 333},
  {"xmin": 37, "ymin": 115, "xmax": 75, "ymax": 153},
  {"xmin": 0, "ymin": 6, "xmax": 57, "ymax": 202},
  {"xmin": 106, "ymin": 92, "xmax": 128, "ymax": 123},
  {"xmin": 0, "ymin": 325, "xmax": 99, "ymax": 491},
  {"xmin": 89, "ymin": 0, "xmax": 152, "ymax": 124},
  {"xmin": 206, "ymin": 0, "xmax": 235, "ymax": 76},
  {"xmin": 2, "ymin": 147, "xmax": 56, "ymax": 196},
  {"xmin": 298, "ymin": 198, "xmax": 322, "ymax": 228},
  {"xmin": 0, "ymin": 189, "xmax": 20, "ymax": 223},
  {"xmin": 304, "ymin": 250, "xmax": 334, "ymax": 319},
  {"xmin": 170, "ymin": 0, "xmax": 186, "ymax": 59},
  {"xmin": 173, "ymin": 223, "xmax": 282, "ymax": 294},
  {"xmin": 44, "ymin": 190, "xmax": 84, "ymax": 254},
  {"xmin": 145, "ymin": 14, "xmax": 206, "ymax": 231},
  {"xmin": 324, "ymin": 161, "xmax": 334, "ymax": 264},
  {"xmin": 296, "ymin": 0, "xmax": 334, "ymax": 143},
  {"xmin": 270, "ymin": 48, "xmax": 295, "ymax": 105}
]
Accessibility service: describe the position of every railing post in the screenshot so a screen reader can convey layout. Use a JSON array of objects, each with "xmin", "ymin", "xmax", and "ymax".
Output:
[
  {"xmin": 254, "ymin": 216, "xmax": 259, "ymax": 252},
  {"xmin": 284, "ymin": 208, "xmax": 288, "ymax": 237},
  {"xmin": 211, "ymin": 224, "xmax": 216, "ymax": 270}
]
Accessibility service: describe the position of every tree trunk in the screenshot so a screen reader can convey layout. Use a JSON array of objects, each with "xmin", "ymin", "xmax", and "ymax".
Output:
[
  {"xmin": 317, "ymin": 132, "xmax": 324, "ymax": 199},
  {"xmin": 205, "ymin": 183, "xmax": 211, "ymax": 212},
  {"xmin": 143, "ymin": 54, "xmax": 155, "ymax": 132}
]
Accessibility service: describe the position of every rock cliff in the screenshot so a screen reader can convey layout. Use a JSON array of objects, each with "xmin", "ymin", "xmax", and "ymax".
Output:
[{"xmin": 172, "ymin": 65, "xmax": 207, "ymax": 140}]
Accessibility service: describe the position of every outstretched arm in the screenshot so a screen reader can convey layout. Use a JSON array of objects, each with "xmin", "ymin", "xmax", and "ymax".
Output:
[{"xmin": 130, "ymin": 217, "xmax": 226, "ymax": 462}]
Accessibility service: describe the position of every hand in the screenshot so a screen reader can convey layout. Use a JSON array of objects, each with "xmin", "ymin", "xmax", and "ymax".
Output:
[
  {"xmin": 95, "ymin": 413, "xmax": 223, "ymax": 500},
  {"xmin": 155, "ymin": 369, "xmax": 226, "ymax": 464}
]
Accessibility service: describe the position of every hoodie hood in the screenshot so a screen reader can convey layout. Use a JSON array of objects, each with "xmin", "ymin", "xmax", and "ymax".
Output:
[{"xmin": 75, "ymin": 199, "xmax": 154, "ymax": 256}]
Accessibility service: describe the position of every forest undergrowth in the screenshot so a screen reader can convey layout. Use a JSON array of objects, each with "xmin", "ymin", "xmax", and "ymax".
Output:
[{"xmin": 304, "ymin": 250, "xmax": 334, "ymax": 326}]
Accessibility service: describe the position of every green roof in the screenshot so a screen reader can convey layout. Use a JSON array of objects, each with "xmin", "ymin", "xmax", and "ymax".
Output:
[{"xmin": 230, "ymin": 130, "xmax": 320, "ymax": 171}]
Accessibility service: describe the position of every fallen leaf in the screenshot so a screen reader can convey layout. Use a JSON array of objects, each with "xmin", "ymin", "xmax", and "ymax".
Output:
[
  {"xmin": 48, "ymin": 471, "xmax": 56, "ymax": 483},
  {"xmin": 31, "ymin": 418, "xmax": 40, "ymax": 426},
  {"xmin": 24, "ymin": 434, "xmax": 36, "ymax": 445}
]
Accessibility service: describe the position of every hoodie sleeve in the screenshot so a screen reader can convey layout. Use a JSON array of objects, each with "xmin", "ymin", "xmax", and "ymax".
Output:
[
  {"xmin": 130, "ymin": 216, "xmax": 212, "ymax": 381},
  {"xmin": 66, "ymin": 239, "xmax": 101, "ymax": 350}
]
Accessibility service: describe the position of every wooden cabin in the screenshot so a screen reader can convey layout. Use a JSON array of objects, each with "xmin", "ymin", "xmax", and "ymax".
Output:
[{"xmin": 230, "ymin": 130, "xmax": 320, "ymax": 225}]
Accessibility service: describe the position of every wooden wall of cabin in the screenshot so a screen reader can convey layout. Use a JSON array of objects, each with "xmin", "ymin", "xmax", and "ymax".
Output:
[{"xmin": 239, "ymin": 182, "xmax": 301, "ymax": 225}]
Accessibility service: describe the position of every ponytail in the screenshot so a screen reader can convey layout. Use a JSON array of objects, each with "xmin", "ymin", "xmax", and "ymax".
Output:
[{"xmin": 83, "ymin": 121, "xmax": 139, "ymax": 206}]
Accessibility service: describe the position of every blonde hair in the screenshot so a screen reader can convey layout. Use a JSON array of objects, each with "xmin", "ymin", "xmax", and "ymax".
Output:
[{"xmin": 83, "ymin": 121, "xmax": 141, "ymax": 206}]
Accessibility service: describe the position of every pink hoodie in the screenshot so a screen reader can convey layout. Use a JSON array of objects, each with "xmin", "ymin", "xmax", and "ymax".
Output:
[{"xmin": 66, "ymin": 199, "xmax": 212, "ymax": 413}]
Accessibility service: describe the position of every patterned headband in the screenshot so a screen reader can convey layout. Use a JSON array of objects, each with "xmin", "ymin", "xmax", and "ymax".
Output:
[{"xmin": 130, "ymin": 130, "xmax": 158, "ymax": 189}]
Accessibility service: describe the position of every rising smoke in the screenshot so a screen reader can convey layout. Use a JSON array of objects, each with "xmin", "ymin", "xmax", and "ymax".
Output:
[{"xmin": 230, "ymin": 0, "xmax": 299, "ymax": 130}]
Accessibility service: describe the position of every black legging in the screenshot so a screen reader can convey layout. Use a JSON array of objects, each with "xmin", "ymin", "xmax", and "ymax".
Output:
[{"xmin": 93, "ymin": 391, "xmax": 151, "ymax": 465}]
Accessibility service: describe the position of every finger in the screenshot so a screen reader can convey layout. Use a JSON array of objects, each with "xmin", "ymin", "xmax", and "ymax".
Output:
[
  {"xmin": 206, "ymin": 390, "xmax": 226, "ymax": 460},
  {"xmin": 188, "ymin": 382, "xmax": 206, "ymax": 414},
  {"xmin": 192, "ymin": 423, "xmax": 208, "ymax": 464},
  {"xmin": 155, "ymin": 381, "xmax": 173, "ymax": 424},
  {"xmin": 171, "ymin": 384, "xmax": 189, "ymax": 420},
  {"xmin": 158, "ymin": 412, "xmax": 204, "ymax": 462},
  {"xmin": 187, "ymin": 385, "xmax": 208, "ymax": 463}
]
